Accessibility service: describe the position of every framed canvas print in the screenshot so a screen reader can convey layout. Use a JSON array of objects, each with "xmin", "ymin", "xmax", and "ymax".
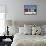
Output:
[{"xmin": 24, "ymin": 5, "xmax": 37, "ymax": 15}]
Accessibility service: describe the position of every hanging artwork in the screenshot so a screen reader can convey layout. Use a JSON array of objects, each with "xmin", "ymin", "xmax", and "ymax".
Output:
[{"xmin": 24, "ymin": 5, "xmax": 37, "ymax": 15}]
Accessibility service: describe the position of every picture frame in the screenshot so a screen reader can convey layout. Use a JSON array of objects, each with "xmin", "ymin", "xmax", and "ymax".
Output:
[{"xmin": 24, "ymin": 5, "xmax": 37, "ymax": 15}]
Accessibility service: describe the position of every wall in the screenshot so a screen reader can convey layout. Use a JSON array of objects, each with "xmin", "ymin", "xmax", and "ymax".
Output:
[
  {"xmin": 0, "ymin": 0, "xmax": 46, "ymax": 35},
  {"xmin": 14, "ymin": 0, "xmax": 46, "ymax": 22},
  {"xmin": 0, "ymin": 0, "xmax": 46, "ymax": 22}
]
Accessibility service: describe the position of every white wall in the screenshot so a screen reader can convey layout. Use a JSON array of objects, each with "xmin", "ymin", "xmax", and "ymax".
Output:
[{"xmin": 0, "ymin": 0, "xmax": 46, "ymax": 22}]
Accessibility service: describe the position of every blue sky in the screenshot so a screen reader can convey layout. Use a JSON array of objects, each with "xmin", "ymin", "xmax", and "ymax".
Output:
[{"xmin": 24, "ymin": 5, "xmax": 37, "ymax": 9}]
